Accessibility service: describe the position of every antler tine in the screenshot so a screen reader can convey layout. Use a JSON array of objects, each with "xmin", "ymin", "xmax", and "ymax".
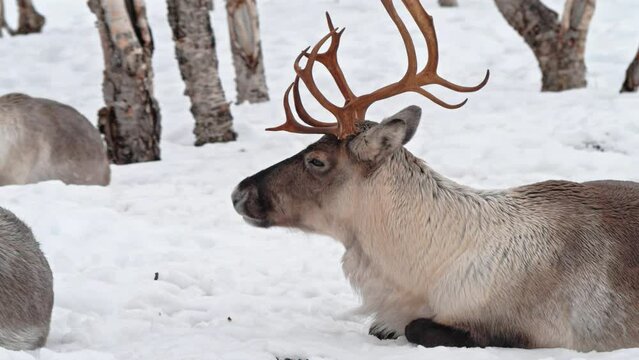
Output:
[
  {"xmin": 412, "ymin": 88, "xmax": 467, "ymax": 109},
  {"xmin": 404, "ymin": 0, "xmax": 490, "ymax": 92},
  {"xmin": 402, "ymin": 0, "xmax": 438, "ymax": 75},
  {"xmin": 270, "ymin": 14, "xmax": 358, "ymax": 138},
  {"xmin": 381, "ymin": 0, "xmax": 418, "ymax": 83},
  {"xmin": 353, "ymin": 0, "xmax": 489, "ymax": 116},
  {"xmin": 434, "ymin": 69, "xmax": 491, "ymax": 93},
  {"xmin": 292, "ymin": 77, "xmax": 336, "ymax": 127},
  {"xmin": 292, "ymin": 49, "xmax": 336, "ymax": 127},
  {"xmin": 294, "ymin": 30, "xmax": 342, "ymax": 117},
  {"xmin": 326, "ymin": 11, "xmax": 335, "ymax": 31},
  {"xmin": 352, "ymin": 0, "xmax": 422, "ymax": 112},
  {"xmin": 267, "ymin": 82, "xmax": 339, "ymax": 135},
  {"xmin": 313, "ymin": 13, "xmax": 356, "ymax": 103},
  {"xmin": 270, "ymin": 0, "xmax": 490, "ymax": 139}
]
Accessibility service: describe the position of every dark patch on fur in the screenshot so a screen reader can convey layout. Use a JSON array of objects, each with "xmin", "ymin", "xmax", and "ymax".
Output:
[
  {"xmin": 405, "ymin": 318, "xmax": 478, "ymax": 347},
  {"xmin": 470, "ymin": 322, "xmax": 532, "ymax": 348},
  {"xmin": 406, "ymin": 319, "xmax": 533, "ymax": 349}
]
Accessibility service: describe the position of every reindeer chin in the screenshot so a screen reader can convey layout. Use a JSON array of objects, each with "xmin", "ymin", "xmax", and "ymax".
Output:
[{"xmin": 242, "ymin": 216, "xmax": 271, "ymax": 228}]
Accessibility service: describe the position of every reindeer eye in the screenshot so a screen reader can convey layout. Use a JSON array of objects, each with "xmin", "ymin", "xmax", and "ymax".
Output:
[{"xmin": 308, "ymin": 158, "xmax": 325, "ymax": 168}]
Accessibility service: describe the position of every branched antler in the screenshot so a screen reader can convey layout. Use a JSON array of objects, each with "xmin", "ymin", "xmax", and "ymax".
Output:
[{"xmin": 268, "ymin": 0, "xmax": 490, "ymax": 139}]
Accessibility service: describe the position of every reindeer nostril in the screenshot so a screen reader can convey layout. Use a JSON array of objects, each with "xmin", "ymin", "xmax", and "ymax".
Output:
[
  {"xmin": 231, "ymin": 186, "xmax": 248, "ymax": 207},
  {"xmin": 232, "ymin": 181, "xmax": 268, "ymax": 225}
]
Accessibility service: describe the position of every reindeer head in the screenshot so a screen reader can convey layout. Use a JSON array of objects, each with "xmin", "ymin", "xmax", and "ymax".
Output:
[
  {"xmin": 232, "ymin": 0, "xmax": 488, "ymax": 236},
  {"xmin": 232, "ymin": 106, "xmax": 422, "ymax": 233}
]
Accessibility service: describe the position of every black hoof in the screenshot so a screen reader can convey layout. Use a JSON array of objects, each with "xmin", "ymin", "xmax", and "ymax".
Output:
[{"xmin": 369, "ymin": 323, "xmax": 399, "ymax": 340}]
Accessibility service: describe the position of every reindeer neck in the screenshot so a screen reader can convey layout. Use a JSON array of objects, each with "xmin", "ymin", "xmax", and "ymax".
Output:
[{"xmin": 347, "ymin": 148, "xmax": 511, "ymax": 289}]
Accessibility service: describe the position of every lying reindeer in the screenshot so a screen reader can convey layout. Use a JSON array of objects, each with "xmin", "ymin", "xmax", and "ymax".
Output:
[
  {"xmin": 0, "ymin": 93, "xmax": 110, "ymax": 186},
  {"xmin": 232, "ymin": 0, "xmax": 639, "ymax": 351},
  {"xmin": 0, "ymin": 207, "xmax": 53, "ymax": 350}
]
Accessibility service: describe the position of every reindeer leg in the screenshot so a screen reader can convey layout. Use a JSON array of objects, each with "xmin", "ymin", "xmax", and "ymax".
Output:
[{"xmin": 404, "ymin": 318, "xmax": 479, "ymax": 347}]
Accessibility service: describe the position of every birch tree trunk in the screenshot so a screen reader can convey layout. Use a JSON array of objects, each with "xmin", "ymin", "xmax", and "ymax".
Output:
[
  {"xmin": 620, "ymin": 45, "xmax": 639, "ymax": 93},
  {"xmin": 494, "ymin": 0, "xmax": 596, "ymax": 92},
  {"xmin": 167, "ymin": 0, "xmax": 237, "ymax": 146},
  {"xmin": 226, "ymin": 0, "xmax": 269, "ymax": 104},
  {"xmin": 438, "ymin": 0, "xmax": 458, "ymax": 7},
  {"xmin": 88, "ymin": 0, "xmax": 161, "ymax": 164},
  {"xmin": 0, "ymin": 0, "xmax": 6, "ymax": 37},
  {"xmin": 15, "ymin": 0, "xmax": 45, "ymax": 35},
  {"xmin": 0, "ymin": 0, "xmax": 15, "ymax": 37}
]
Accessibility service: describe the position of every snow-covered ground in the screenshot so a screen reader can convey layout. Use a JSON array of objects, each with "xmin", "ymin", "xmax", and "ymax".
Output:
[{"xmin": 0, "ymin": 0, "xmax": 638, "ymax": 359}]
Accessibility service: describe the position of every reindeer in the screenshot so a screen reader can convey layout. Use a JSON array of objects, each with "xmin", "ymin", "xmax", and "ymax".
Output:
[
  {"xmin": 0, "ymin": 93, "xmax": 110, "ymax": 186},
  {"xmin": 232, "ymin": 0, "xmax": 639, "ymax": 351},
  {"xmin": 0, "ymin": 207, "xmax": 53, "ymax": 350}
]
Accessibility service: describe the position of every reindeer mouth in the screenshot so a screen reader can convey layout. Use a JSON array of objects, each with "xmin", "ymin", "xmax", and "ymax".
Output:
[
  {"xmin": 242, "ymin": 216, "xmax": 271, "ymax": 228},
  {"xmin": 233, "ymin": 184, "xmax": 273, "ymax": 228}
]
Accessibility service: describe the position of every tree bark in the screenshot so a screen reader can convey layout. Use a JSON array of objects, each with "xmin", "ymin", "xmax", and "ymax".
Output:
[
  {"xmin": 438, "ymin": 0, "xmax": 458, "ymax": 7},
  {"xmin": 167, "ymin": 0, "xmax": 237, "ymax": 146},
  {"xmin": 226, "ymin": 0, "xmax": 269, "ymax": 104},
  {"xmin": 620, "ymin": 45, "xmax": 639, "ymax": 93},
  {"xmin": 0, "ymin": 0, "xmax": 14, "ymax": 37},
  {"xmin": 15, "ymin": 0, "xmax": 45, "ymax": 35},
  {"xmin": 0, "ymin": 0, "xmax": 6, "ymax": 37},
  {"xmin": 88, "ymin": 0, "xmax": 161, "ymax": 164},
  {"xmin": 494, "ymin": 0, "xmax": 595, "ymax": 92}
]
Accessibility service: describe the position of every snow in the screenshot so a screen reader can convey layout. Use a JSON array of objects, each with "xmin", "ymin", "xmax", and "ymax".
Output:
[{"xmin": 0, "ymin": 0, "xmax": 638, "ymax": 359}]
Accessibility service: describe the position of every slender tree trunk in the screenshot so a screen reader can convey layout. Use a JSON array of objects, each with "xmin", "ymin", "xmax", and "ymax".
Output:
[
  {"xmin": 620, "ymin": 45, "xmax": 639, "ymax": 93},
  {"xmin": 88, "ymin": 0, "xmax": 161, "ymax": 164},
  {"xmin": 167, "ymin": 0, "xmax": 236, "ymax": 145},
  {"xmin": 438, "ymin": 0, "xmax": 458, "ymax": 7},
  {"xmin": 15, "ymin": 0, "xmax": 45, "ymax": 35},
  {"xmin": 0, "ymin": 0, "xmax": 6, "ymax": 37},
  {"xmin": 226, "ymin": 0, "xmax": 269, "ymax": 104},
  {"xmin": 494, "ymin": 0, "xmax": 595, "ymax": 92},
  {"xmin": 0, "ymin": 0, "xmax": 14, "ymax": 37}
]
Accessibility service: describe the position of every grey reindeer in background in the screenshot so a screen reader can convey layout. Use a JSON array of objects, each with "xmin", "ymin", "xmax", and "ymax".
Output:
[
  {"xmin": 233, "ymin": 0, "xmax": 639, "ymax": 351},
  {"xmin": 0, "ymin": 207, "xmax": 53, "ymax": 350},
  {"xmin": 0, "ymin": 93, "xmax": 110, "ymax": 186},
  {"xmin": 0, "ymin": 92, "xmax": 102, "ymax": 350}
]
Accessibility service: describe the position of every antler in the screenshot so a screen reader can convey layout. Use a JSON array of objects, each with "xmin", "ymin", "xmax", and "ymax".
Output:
[{"xmin": 268, "ymin": 0, "xmax": 490, "ymax": 139}]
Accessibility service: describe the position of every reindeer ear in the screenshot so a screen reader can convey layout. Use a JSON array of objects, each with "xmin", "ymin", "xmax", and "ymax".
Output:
[
  {"xmin": 349, "ymin": 106, "xmax": 422, "ymax": 163},
  {"xmin": 393, "ymin": 105, "xmax": 421, "ymax": 144}
]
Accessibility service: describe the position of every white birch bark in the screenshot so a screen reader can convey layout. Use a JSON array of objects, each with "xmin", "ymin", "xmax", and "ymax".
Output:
[
  {"xmin": 15, "ymin": 0, "xmax": 45, "ymax": 35},
  {"xmin": 0, "ymin": 0, "xmax": 15, "ymax": 37},
  {"xmin": 226, "ymin": 0, "xmax": 269, "ymax": 104},
  {"xmin": 167, "ymin": 0, "xmax": 237, "ymax": 145},
  {"xmin": 494, "ymin": 0, "xmax": 595, "ymax": 91},
  {"xmin": 88, "ymin": 0, "xmax": 162, "ymax": 164}
]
